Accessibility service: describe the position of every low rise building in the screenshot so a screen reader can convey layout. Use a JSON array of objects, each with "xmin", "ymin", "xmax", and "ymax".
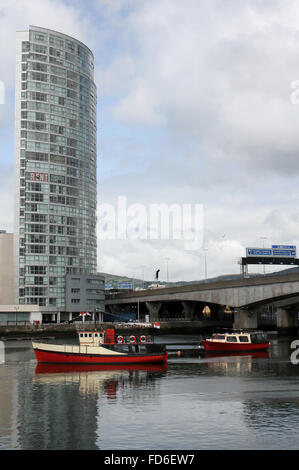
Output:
[
  {"xmin": 0, "ymin": 304, "xmax": 42, "ymax": 325},
  {"xmin": 65, "ymin": 273, "xmax": 105, "ymax": 318}
]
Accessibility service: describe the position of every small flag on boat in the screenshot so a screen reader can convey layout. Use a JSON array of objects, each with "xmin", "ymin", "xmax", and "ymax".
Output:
[{"xmin": 153, "ymin": 322, "xmax": 160, "ymax": 329}]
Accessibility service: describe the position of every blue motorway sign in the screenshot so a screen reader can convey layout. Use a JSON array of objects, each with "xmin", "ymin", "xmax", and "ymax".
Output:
[
  {"xmin": 247, "ymin": 246, "xmax": 296, "ymax": 258},
  {"xmin": 117, "ymin": 282, "xmax": 133, "ymax": 289},
  {"xmin": 272, "ymin": 249, "xmax": 296, "ymax": 257},
  {"xmin": 272, "ymin": 245, "xmax": 296, "ymax": 249},
  {"xmin": 246, "ymin": 248, "xmax": 273, "ymax": 257}
]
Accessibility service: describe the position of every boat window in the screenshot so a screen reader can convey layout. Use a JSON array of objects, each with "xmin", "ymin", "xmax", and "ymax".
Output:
[
  {"xmin": 94, "ymin": 333, "xmax": 98, "ymax": 337},
  {"xmin": 226, "ymin": 336, "xmax": 237, "ymax": 342},
  {"xmin": 213, "ymin": 335, "xmax": 225, "ymax": 340},
  {"xmin": 239, "ymin": 336, "xmax": 249, "ymax": 342},
  {"xmin": 89, "ymin": 333, "xmax": 92, "ymax": 337}
]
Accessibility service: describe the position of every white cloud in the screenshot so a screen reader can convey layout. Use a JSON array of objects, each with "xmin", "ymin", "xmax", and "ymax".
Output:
[
  {"xmin": 96, "ymin": 0, "xmax": 299, "ymax": 173},
  {"xmin": 113, "ymin": 79, "xmax": 162, "ymax": 125}
]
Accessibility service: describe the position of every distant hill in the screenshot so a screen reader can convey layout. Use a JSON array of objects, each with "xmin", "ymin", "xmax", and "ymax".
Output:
[
  {"xmin": 100, "ymin": 266, "xmax": 299, "ymax": 290},
  {"xmin": 99, "ymin": 272, "xmax": 191, "ymax": 290},
  {"xmin": 100, "ymin": 271, "xmax": 249, "ymax": 290}
]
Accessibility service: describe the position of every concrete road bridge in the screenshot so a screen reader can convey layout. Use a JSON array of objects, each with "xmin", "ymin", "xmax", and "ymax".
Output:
[{"xmin": 105, "ymin": 272, "xmax": 299, "ymax": 333}]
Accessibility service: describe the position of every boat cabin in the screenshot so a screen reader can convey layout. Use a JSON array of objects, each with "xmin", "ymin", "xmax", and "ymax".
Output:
[
  {"xmin": 78, "ymin": 329, "xmax": 154, "ymax": 347},
  {"xmin": 209, "ymin": 331, "xmax": 268, "ymax": 344},
  {"xmin": 78, "ymin": 331, "xmax": 105, "ymax": 346}
]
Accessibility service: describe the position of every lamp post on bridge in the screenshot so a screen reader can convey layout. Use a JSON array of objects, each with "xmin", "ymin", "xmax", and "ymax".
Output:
[
  {"xmin": 260, "ymin": 236, "xmax": 268, "ymax": 275},
  {"xmin": 204, "ymin": 248, "xmax": 208, "ymax": 280},
  {"xmin": 165, "ymin": 257, "xmax": 170, "ymax": 283}
]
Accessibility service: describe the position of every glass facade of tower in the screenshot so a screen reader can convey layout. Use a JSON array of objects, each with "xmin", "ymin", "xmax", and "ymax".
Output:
[{"xmin": 14, "ymin": 26, "xmax": 97, "ymax": 309}]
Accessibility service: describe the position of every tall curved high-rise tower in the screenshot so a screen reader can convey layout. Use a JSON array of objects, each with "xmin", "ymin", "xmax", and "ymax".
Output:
[{"xmin": 14, "ymin": 26, "xmax": 100, "ymax": 314}]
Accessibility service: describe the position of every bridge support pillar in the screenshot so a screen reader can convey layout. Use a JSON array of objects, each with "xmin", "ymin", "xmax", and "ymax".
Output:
[
  {"xmin": 277, "ymin": 307, "xmax": 298, "ymax": 335},
  {"xmin": 107, "ymin": 304, "xmax": 119, "ymax": 314},
  {"xmin": 181, "ymin": 301, "xmax": 196, "ymax": 320},
  {"xmin": 233, "ymin": 308, "xmax": 258, "ymax": 330},
  {"xmin": 145, "ymin": 302, "xmax": 162, "ymax": 322}
]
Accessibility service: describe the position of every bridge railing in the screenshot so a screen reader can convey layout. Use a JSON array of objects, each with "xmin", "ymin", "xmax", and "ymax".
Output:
[{"xmin": 159, "ymin": 316, "xmax": 185, "ymax": 321}]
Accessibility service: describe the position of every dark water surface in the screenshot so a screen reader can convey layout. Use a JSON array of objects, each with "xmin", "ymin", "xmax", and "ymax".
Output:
[{"xmin": 1, "ymin": 334, "xmax": 299, "ymax": 450}]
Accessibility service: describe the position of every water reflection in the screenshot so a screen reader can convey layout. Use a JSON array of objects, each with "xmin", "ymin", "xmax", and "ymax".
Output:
[
  {"xmin": 167, "ymin": 349, "xmax": 271, "ymax": 377},
  {"xmin": 34, "ymin": 363, "xmax": 168, "ymax": 398},
  {"xmin": 201, "ymin": 351, "xmax": 269, "ymax": 359},
  {"xmin": 197, "ymin": 351, "xmax": 269, "ymax": 376},
  {"xmin": 18, "ymin": 363, "xmax": 167, "ymax": 450}
]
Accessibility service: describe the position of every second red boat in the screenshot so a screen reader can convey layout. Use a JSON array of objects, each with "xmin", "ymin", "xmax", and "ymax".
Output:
[{"xmin": 200, "ymin": 330, "xmax": 270, "ymax": 353}]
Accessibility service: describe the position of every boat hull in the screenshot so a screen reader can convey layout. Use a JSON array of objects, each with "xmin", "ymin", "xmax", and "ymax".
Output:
[
  {"xmin": 35, "ymin": 363, "xmax": 168, "ymax": 374},
  {"xmin": 33, "ymin": 348, "xmax": 167, "ymax": 365},
  {"xmin": 201, "ymin": 340, "xmax": 269, "ymax": 353}
]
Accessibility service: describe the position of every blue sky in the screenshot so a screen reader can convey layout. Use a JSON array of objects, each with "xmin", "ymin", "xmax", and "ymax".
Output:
[{"xmin": 1, "ymin": 0, "xmax": 299, "ymax": 282}]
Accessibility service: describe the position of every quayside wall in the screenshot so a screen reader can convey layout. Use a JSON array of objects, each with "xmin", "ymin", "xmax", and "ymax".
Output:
[{"xmin": 0, "ymin": 320, "xmax": 234, "ymax": 339}]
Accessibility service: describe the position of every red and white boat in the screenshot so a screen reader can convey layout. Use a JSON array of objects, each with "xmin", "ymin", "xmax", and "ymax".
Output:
[
  {"xmin": 200, "ymin": 330, "xmax": 270, "ymax": 353},
  {"xmin": 32, "ymin": 328, "xmax": 167, "ymax": 365}
]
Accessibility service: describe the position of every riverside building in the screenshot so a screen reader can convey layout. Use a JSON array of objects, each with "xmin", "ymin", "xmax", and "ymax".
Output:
[{"xmin": 13, "ymin": 26, "xmax": 104, "ymax": 321}]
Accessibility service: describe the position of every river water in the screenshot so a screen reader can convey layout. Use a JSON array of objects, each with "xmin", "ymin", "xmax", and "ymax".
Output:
[{"xmin": 1, "ymin": 333, "xmax": 299, "ymax": 451}]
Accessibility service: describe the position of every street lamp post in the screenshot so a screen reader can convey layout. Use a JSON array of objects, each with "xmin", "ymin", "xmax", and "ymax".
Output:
[
  {"xmin": 260, "ymin": 237, "xmax": 268, "ymax": 275},
  {"xmin": 131, "ymin": 271, "xmax": 136, "ymax": 290},
  {"xmin": 204, "ymin": 248, "xmax": 208, "ymax": 280},
  {"xmin": 141, "ymin": 265, "xmax": 145, "ymax": 289},
  {"xmin": 165, "ymin": 257, "xmax": 170, "ymax": 283}
]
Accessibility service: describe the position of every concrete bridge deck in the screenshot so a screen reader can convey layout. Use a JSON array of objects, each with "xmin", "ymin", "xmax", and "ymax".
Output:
[{"xmin": 105, "ymin": 272, "xmax": 299, "ymax": 333}]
